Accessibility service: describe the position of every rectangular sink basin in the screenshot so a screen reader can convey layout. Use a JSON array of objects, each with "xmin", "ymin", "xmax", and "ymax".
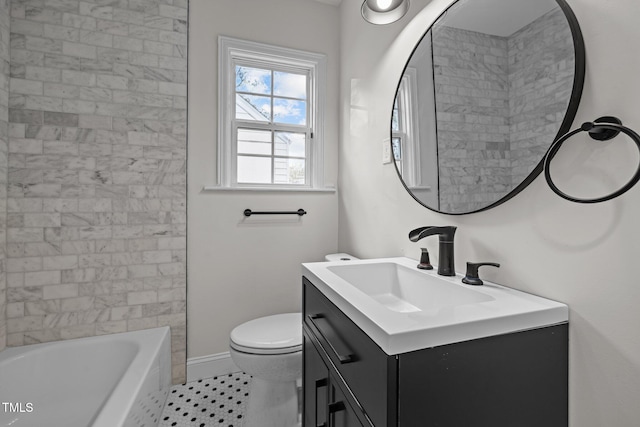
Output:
[
  {"xmin": 328, "ymin": 262, "xmax": 493, "ymax": 313},
  {"xmin": 302, "ymin": 257, "xmax": 568, "ymax": 355}
]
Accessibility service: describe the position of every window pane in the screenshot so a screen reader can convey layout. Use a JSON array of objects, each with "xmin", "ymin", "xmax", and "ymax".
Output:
[
  {"xmin": 392, "ymin": 98, "xmax": 400, "ymax": 131},
  {"xmin": 237, "ymin": 156, "xmax": 272, "ymax": 184},
  {"xmin": 273, "ymin": 98, "xmax": 306, "ymax": 125},
  {"xmin": 236, "ymin": 94, "xmax": 271, "ymax": 122},
  {"xmin": 275, "ymin": 132, "xmax": 305, "ymax": 157},
  {"xmin": 235, "ymin": 66, "xmax": 271, "ymax": 95},
  {"xmin": 392, "ymin": 137, "xmax": 402, "ymax": 161},
  {"xmin": 274, "ymin": 71, "xmax": 307, "ymax": 99},
  {"xmin": 238, "ymin": 129, "xmax": 272, "ymax": 155},
  {"xmin": 274, "ymin": 158, "xmax": 305, "ymax": 185}
]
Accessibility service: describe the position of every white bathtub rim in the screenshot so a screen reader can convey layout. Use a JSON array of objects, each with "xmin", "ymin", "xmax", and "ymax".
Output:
[
  {"xmin": 92, "ymin": 327, "xmax": 171, "ymax": 427},
  {"xmin": 0, "ymin": 327, "xmax": 171, "ymax": 427}
]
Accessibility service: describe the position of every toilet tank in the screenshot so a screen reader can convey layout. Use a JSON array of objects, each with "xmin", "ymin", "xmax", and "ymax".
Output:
[{"xmin": 324, "ymin": 253, "xmax": 359, "ymax": 262}]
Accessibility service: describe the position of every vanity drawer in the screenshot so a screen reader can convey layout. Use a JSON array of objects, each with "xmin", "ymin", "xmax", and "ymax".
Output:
[{"xmin": 303, "ymin": 278, "xmax": 397, "ymax": 427}]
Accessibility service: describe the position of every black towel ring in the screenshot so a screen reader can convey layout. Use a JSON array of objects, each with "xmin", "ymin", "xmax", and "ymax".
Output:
[{"xmin": 543, "ymin": 116, "xmax": 640, "ymax": 204}]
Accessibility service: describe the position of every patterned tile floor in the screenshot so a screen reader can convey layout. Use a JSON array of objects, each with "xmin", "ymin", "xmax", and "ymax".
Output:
[{"xmin": 159, "ymin": 372, "xmax": 251, "ymax": 427}]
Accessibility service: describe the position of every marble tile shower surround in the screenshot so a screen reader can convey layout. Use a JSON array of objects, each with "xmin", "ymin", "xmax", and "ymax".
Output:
[
  {"xmin": 0, "ymin": 0, "xmax": 8, "ymax": 353},
  {"xmin": 3, "ymin": 0, "xmax": 187, "ymax": 383},
  {"xmin": 508, "ymin": 8, "xmax": 573, "ymax": 185},
  {"xmin": 432, "ymin": 25, "xmax": 510, "ymax": 213},
  {"xmin": 433, "ymin": 8, "xmax": 573, "ymax": 213}
]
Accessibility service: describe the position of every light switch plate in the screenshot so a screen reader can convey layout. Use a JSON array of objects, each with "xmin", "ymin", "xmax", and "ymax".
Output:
[{"xmin": 382, "ymin": 138, "xmax": 392, "ymax": 164}]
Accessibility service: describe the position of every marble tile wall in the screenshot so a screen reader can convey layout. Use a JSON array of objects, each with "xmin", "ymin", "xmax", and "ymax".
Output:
[
  {"xmin": 0, "ymin": 0, "xmax": 8, "ymax": 352},
  {"xmin": 508, "ymin": 8, "xmax": 574, "ymax": 184},
  {"xmin": 433, "ymin": 8, "xmax": 573, "ymax": 213},
  {"xmin": 432, "ymin": 25, "xmax": 511, "ymax": 213},
  {"xmin": 4, "ymin": 0, "xmax": 187, "ymax": 383}
]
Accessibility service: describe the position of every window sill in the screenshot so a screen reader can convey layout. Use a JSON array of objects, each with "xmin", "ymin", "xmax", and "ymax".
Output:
[{"xmin": 202, "ymin": 186, "xmax": 336, "ymax": 193}]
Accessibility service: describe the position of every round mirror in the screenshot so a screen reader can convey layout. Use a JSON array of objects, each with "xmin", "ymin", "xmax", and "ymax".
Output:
[{"xmin": 392, "ymin": 0, "xmax": 585, "ymax": 214}]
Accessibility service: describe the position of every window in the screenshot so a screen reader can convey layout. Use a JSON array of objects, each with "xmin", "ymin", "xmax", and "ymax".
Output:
[
  {"xmin": 218, "ymin": 37, "xmax": 326, "ymax": 189},
  {"xmin": 391, "ymin": 95, "xmax": 404, "ymax": 175},
  {"xmin": 392, "ymin": 68, "xmax": 421, "ymax": 187}
]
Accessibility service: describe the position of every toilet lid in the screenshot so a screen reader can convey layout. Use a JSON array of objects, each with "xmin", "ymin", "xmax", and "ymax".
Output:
[{"xmin": 230, "ymin": 313, "xmax": 302, "ymax": 355}]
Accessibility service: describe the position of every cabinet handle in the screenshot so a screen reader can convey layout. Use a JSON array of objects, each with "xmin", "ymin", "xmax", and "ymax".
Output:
[
  {"xmin": 329, "ymin": 401, "xmax": 346, "ymax": 413},
  {"xmin": 307, "ymin": 314, "xmax": 354, "ymax": 364}
]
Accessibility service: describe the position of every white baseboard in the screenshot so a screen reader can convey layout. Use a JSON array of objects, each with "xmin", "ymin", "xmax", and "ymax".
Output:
[{"xmin": 186, "ymin": 352, "xmax": 241, "ymax": 383}]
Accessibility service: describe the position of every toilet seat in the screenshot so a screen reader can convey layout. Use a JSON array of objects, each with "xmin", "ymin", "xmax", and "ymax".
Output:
[{"xmin": 230, "ymin": 313, "xmax": 302, "ymax": 355}]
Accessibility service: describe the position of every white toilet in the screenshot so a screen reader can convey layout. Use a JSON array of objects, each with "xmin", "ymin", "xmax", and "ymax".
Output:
[{"xmin": 229, "ymin": 253, "xmax": 358, "ymax": 427}]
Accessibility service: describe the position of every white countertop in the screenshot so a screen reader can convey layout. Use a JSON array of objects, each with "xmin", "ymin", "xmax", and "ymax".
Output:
[{"xmin": 302, "ymin": 257, "xmax": 568, "ymax": 355}]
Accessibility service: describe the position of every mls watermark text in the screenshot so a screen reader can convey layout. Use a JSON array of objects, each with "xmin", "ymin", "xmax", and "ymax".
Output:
[{"xmin": 2, "ymin": 402, "xmax": 33, "ymax": 413}]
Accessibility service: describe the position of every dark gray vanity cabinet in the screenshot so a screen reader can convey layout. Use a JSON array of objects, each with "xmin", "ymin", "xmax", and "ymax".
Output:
[
  {"xmin": 304, "ymin": 334, "xmax": 366, "ymax": 427},
  {"xmin": 302, "ymin": 277, "xmax": 569, "ymax": 427},
  {"xmin": 304, "ymin": 333, "xmax": 330, "ymax": 427}
]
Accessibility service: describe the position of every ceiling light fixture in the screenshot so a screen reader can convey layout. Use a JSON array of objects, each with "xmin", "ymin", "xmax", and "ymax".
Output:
[{"xmin": 361, "ymin": 0, "xmax": 410, "ymax": 25}]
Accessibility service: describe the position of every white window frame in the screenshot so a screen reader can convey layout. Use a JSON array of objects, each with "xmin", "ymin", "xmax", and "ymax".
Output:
[
  {"xmin": 393, "ymin": 68, "xmax": 421, "ymax": 187},
  {"xmin": 218, "ymin": 36, "xmax": 327, "ymax": 189}
]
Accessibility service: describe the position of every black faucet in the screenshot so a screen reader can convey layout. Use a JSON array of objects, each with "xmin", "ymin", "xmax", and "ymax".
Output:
[{"xmin": 409, "ymin": 226, "xmax": 457, "ymax": 276}]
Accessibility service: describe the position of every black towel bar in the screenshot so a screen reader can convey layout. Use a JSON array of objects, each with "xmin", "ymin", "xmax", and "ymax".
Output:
[{"xmin": 243, "ymin": 209, "xmax": 307, "ymax": 217}]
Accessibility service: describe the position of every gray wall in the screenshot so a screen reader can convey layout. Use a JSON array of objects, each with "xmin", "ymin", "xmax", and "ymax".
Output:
[
  {"xmin": 338, "ymin": 0, "xmax": 640, "ymax": 425},
  {"xmin": 187, "ymin": 0, "xmax": 340, "ymax": 359},
  {"xmin": 0, "ymin": 0, "xmax": 8, "ymax": 353},
  {"xmin": 4, "ymin": 0, "xmax": 187, "ymax": 383}
]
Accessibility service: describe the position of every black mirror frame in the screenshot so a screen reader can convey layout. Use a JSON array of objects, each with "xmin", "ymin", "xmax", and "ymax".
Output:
[{"xmin": 391, "ymin": 0, "xmax": 586, "ymax": 215}]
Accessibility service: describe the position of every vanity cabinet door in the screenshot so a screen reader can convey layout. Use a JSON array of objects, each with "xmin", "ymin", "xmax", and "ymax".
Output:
[
  {"xmin": 304, "ymin": 330, "xmax": 369, "ymax": 427},
  {"xmin": 328, "ymin": 375, "xmax": 365, "ymax": 427},
  {"xmin": 397, "ymin": 324, "xmax": 569, "ymax": 427},
  {"xmin": 303, "ymin": 279, "xmax": 397, "ymax": 427},
  {"xmin": 304, "ymin": 333, "xmax": 329, "ymax": 427}
]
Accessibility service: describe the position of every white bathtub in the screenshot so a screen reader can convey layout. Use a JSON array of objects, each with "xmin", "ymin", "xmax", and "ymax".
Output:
[{"xmin": 0, "ymin": 327, "xmax": 171, "ymax": 427}]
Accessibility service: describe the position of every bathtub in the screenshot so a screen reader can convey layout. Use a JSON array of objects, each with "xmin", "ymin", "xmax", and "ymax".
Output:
[{"xmin": 0, "ymin": 327, "xmax": 171, "ymax": 427}]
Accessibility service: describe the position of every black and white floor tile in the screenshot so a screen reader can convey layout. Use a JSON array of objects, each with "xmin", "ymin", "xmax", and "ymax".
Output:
[{"xmin": 159, "ymin": 372, "xmax": 251, "ymax": 427}]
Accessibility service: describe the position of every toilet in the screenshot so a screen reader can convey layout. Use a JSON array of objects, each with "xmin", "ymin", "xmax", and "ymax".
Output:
[{"xmin": 229, "ymin": 253, "xmax": 358, "ymax": 427}]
